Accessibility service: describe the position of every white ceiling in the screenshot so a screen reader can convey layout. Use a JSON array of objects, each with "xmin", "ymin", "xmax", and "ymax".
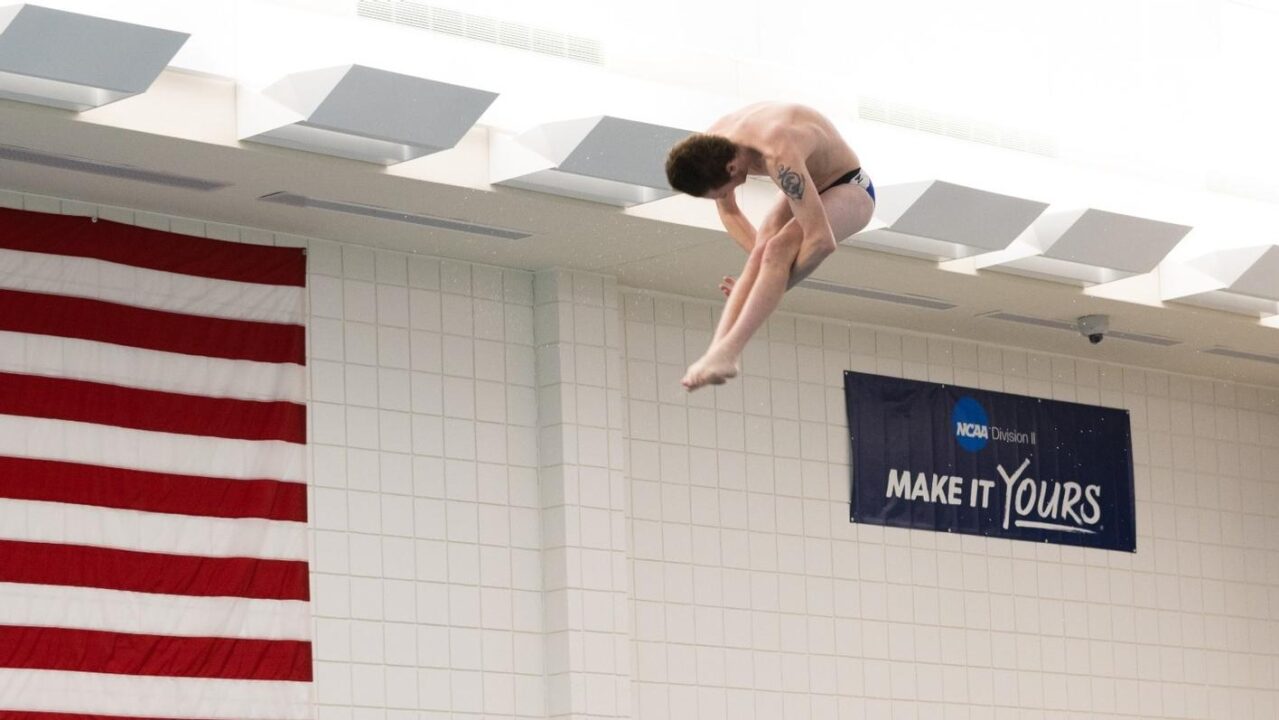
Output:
[{"xmin": 0, "ymin": 83, "xmax": 1276, "ymax": 388}]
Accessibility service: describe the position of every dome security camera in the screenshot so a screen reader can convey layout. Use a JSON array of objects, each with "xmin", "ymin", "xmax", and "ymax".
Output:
[{"xmin": 1077, "ymin": 314, "xmax": 1109, "ymax": 345}]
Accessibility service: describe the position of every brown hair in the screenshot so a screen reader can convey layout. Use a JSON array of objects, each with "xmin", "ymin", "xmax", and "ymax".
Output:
[{"xmin": 665, "ymin": 133, "xmax": 737, "ymax": 196}]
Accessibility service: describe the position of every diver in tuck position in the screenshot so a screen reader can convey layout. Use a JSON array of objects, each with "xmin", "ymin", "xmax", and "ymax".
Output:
[{"xmin": 665, "ymin": 102, "xmax": 875, "ymax": 391}]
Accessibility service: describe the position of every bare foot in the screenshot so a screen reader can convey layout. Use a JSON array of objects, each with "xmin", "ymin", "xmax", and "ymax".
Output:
[{"xmin": 681, "ymin": 348, "xmax": 740, "ymax": 391}]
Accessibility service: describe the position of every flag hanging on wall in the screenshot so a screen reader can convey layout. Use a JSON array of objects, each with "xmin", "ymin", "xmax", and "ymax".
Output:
[{"xmin": 0, "ymin": 207, "xmax": 311, "ymax": 719}]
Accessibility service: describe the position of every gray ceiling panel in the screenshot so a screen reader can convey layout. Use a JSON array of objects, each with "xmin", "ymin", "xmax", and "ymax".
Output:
[
  {"xmin": 1229, "ymin": 246, "xmax": 1279, "ymax": 300},
  {"xmin": 492, "ymin": 115, "xmax": 693, "ymax": 206},
  {"xmin": 841, "ymin": 180, "xmax": 1048, "ymax": 260},
  {"xmin": 1042, "ymin": 209, "xmax": 1191, "ymax": 273},
  {"xmin": 1163, "ymin": 244, "xmax": 1279, "ymax": 318},
  {"xmin": 887, "ymin": 181, "xmax": 1048, "ymax": 253},
  {"xmin": 555, "ymin": 116, "xmax": 691, "ymax": 189},
  {"xmin": 244, "ymin": 64, "xmax": 497, "ymax": 165},
  {"xmin": 0, "ymin": 4, "xmax": 187, "ymax": 110}
]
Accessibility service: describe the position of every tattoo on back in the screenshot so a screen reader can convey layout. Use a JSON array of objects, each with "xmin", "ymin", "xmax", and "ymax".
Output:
[{"xmin": 777, "ymin": 165, "xmax": 805, "ymax": 200}]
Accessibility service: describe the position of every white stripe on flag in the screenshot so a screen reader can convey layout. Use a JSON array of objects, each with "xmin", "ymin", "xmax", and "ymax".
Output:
[
  {"xmin": 0, "ymin": 331, "xmax": 306, "ymax": 403},
  {"xmin": 0, "ymin": 669, "xmax": 314, "ymax": 719},
  {"xmin": 0, "ymin": 499, "xmax": 309, "ymax": 561},
  {"xmin": 0, "ymin": 247, "xmax": 306, "ymax": 324},
  {"xmin": 0, "ymin": 415, "xmax": 306, "ymax": 483},
  {"xmin": 0, "ymin": 212, "xmax": 312, "ymax": 719},
  {"xmin": 0, "ymin": 582, "xmax": 311, "ymax": 640}
]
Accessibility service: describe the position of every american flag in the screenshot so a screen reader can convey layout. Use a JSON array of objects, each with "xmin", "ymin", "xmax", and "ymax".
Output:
[{"xmin": 0, "ymin": 207, "xmax": 312, "ymax": 719}]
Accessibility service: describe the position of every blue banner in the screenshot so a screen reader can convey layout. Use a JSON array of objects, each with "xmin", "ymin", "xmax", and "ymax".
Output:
[{"xmin": 845, "ymin": 371, "xmax": 1136, "ymax": 551}]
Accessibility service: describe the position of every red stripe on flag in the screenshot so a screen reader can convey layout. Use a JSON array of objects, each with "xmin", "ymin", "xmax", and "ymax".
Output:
[
  {"xmin": 0, "ymin": 372, "xmax": 305, "ymax": 443},
  {"xmin": 0, "ymin": 714, "xmax": 225, "ymax": 720},
  {"xmin": 0, "ymin": 290, "xmax": 304, "ymax": 365},
  {"xmin": 0, "ymin": 625, "xmax": 312, "ymax": 681},
  {"xmin": 0, "ymin": 541, "xmax": 309, "ymax": 601},
  {"xmin": 0, "ymin": 456, "xmax": 306, "ymax": 522},
  {"xmin": 0, "ymin": 208, "xmax": 305, "ymax": 287}
]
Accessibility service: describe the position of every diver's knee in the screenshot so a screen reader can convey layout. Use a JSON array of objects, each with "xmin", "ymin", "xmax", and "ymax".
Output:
[
  {"xmin": 761, "ymin": 233, "xmax": 801, "ymax": 267},
  {"xmin": 815, "ymin": 236, "xmax": 838, "ymax": 259}
]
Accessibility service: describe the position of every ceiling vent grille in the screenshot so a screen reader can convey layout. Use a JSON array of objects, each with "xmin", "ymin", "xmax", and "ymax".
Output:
[
  {"xmin": 357, "ymin": 0, "xmax": 603, "ymax": 65},
  {"xmin": 259, "ymin": 192, "xmax": 530, "ymax": 240},
  {"xmin": 858, "ymin": 96, "xmax": 1058, "ymax": 158},
  {"xmin": 981, "ymin": 312, "xmax": 1076, "ymax": 332},
  {"xmin": 980, "ymin": 311, "xmax": 1182, "ymax": 346},
  {"xmin": 0, "ymin": 144, "xmax": 228, "ymax": 191},
  {"xmin": 1202, "ymin": 347, "xmax": 1279, "ymax": 366},
  {"xmin": 1107, "ymin": 330, "xmax": 1182, "ymax": 347},
  {"xmin": 798, "ymin": 279, "xmax": 956, "ymax": 310}
]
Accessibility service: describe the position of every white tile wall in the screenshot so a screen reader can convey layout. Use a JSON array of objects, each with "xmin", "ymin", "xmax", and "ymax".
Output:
[
  {"xmin": 621, "ymin": 288, "xmax": 1279, "ymax": 720},
  {"xmin": 1, "ymin": 192, "xmax": 547, "ymax": 719},
  {"xmin": 309, "ymin": 244, "xmax": 544, "ymax": 720},
  {"xmin": 9, "ymin": 189, "xmax": 1279, "ymax": 720},
  {"xmin": 534, "ymin": 269, "xmax": 632, "ymax": 720}
]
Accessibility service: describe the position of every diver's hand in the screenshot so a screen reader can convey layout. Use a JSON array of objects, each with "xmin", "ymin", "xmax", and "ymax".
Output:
[{"xmin": 719, "ymin": 276, "xmax": 735, "ymax": 298}]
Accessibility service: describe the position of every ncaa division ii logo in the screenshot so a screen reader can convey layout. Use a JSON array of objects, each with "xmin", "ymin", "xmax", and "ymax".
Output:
[{"xmin": 952, "ymin": 396, "xmax": 989, "ymax": 452}]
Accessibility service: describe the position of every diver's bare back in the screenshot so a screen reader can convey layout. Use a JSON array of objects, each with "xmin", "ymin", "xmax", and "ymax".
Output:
[{"xmin": 707, "ymin": 103, "xmax": 861, "ymax": 193}]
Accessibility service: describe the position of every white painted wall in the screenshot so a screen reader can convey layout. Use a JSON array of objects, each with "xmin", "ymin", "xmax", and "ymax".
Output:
[{"xmin": 4, "ymin": 188, "xmax": 1276, "ymax": 718}]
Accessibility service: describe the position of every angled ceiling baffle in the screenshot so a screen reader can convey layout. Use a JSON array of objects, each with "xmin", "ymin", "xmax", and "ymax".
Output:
[
  {"xmin": 975, "ymin": 208, "xmax": 1192, "ymax": 285},
  {"xmin": 238, "ymin": 63, "xmax": 498, "ymax": 165},
  {"xmin": 844, "ymin": 180, "xmax": 1049, "ymax": 260},
  {"xmin": 1161, "ymin": 245, "xmax": 1279, "ymax": 319},
  {"xmin": 489, "ymin": 115, "xmax": 693, "ymax": 206},
  {"xmin": 0, "ymin": 3, "xmax": 188, "ymax": 111}
]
